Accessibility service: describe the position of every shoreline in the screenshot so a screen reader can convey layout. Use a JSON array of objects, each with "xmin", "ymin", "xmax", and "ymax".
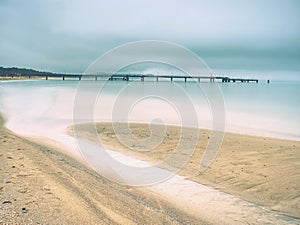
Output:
[
  {"xmin": 0, "ymin": 115, "xmax": 203, "ymax": 224},
  {"xmin": 0, "ymin": 76, "xmax": 44, "ymax": 81},
  {"xmin": 70, "ymin": 122, "xmax": 300, "ymax": 219},
  {"xmin": 1, "ymin": 112, "xmax": 300, "ymax": 223}
]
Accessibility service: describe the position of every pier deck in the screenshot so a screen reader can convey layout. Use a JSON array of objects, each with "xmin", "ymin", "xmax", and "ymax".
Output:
[{"xmin": 0, "ymin": 73, "xmax": 259, "ymax": 83}]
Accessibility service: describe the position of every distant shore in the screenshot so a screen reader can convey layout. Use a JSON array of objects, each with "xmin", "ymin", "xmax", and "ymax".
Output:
[
  {"xmin": 0, "ymin": 76, "xmax": 43, "ymax": 81},
  {"xmin": 70, "ymin": 122, "xmax": 300, "ymax": 218}
]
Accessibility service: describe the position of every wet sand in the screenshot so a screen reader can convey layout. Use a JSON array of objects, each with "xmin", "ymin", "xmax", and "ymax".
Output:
[
  {"xmin": 0, "ymin": 116, "xmax": 203, "ymax": 224},
  {"xmin": 70, "ymin": 122, "xmax": 300, "ymax": 219}
]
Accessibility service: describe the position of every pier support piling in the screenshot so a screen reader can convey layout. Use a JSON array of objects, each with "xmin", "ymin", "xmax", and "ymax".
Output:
[{"xmin": 18, "ymin": 73, "xmax": 259, "ymax": 83}]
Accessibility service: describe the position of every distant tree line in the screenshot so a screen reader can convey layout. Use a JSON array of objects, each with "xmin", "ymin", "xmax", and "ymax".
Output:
[{"xmin": 0, "ymin": 67, "xmax": 55, "ymax": 76}]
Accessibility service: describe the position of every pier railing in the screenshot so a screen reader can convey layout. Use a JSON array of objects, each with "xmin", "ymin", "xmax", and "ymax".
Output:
[{"xmin": 0, "ymin": 73, "xmax": 259, "ymax": 83}]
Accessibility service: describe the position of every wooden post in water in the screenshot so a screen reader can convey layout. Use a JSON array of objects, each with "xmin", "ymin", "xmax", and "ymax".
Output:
[
  {"xmin": 156, "ymin": 76, "xmax": 159, "ymax": 82},
  {"xmin": 63, "ymin": 76, "xmax": 65, "ymax": 80},
  {"xmin": 184, "ymin": 77, "xmax": 187, "ymax": 82}
]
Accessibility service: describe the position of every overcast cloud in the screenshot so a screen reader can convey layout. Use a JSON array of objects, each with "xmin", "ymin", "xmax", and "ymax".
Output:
[{"xmin": 0, "ymin": 0, "xmax": 300, "ymax": 74}]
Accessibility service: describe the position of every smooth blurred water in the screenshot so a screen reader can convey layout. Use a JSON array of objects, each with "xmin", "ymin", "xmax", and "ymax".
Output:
[
  {"xmin": 0, "ymin": 79, "xmax": 299, "ymax": 140},
  {"xmin": 1, "ymin": 79, "xmax": 299, "ymax": 223}
]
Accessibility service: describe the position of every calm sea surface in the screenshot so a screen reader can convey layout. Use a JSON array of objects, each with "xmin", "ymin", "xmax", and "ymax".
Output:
[
  {"xmin": 0, "ymin": 79, "xmax": 299, "ymax": 141},
  {"xmin": 1, "ymin": 79, "xmax": 300, "ymax": 223}
]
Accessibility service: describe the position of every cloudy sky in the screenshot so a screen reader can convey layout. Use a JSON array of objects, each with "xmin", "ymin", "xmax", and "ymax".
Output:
[{"xmin": 1, "ymin": 0, "xmax": 300, "ymax": 76}]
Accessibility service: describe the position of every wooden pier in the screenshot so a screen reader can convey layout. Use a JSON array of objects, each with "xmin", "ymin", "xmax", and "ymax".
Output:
[{"xmin": 0, "ymin": 73, "xmax": 259, "ymax": 83}]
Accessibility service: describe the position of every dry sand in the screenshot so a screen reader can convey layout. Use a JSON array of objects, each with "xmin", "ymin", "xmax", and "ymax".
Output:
[
  {"xmin": 0, "ymin": 116, "xmax": 203, "ymax": 224},
  {"xmin": 70, "ymin": 122, "xmax": 300, "ymax": 219},
  {"xmin": 1, "ymin": 113, "xmax": 299, "ymax": 224}
]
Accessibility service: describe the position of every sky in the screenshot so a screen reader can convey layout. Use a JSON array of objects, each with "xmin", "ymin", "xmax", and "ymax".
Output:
[{"xmin": 1, "ymin": 0, "xmax": 300, "ymax": 78}]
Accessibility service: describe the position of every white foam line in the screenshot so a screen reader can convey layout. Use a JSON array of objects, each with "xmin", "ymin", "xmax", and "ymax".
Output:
[
  {"xmin": 154, "ymin": 177, "xmax": 296, "ymax": 224},
  {"xmin": 46, "ymin": 134, "xmax": 299, "ymax": 224}
]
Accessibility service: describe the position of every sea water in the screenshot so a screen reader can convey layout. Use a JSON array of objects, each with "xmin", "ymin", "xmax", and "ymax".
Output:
[
  {"xmin": 0, "ymin": 79, "xmax": 299, "ymax": 141},
  {"xmin": 0, "ymin": 79, "xmax": 299, "ymax": 223}
]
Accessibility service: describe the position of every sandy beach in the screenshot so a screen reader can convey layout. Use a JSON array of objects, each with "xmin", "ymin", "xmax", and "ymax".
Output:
[
  {"xmin": 0, "ymin": 115, "xmax": 203, "ymax": 224},
  {"xmin": 70, "ymin": 122, "xmax": 300, "ymax": 219},
  {"xmin": 1, "ymin": 112, "xmax": 299, "ymax": 224}
]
